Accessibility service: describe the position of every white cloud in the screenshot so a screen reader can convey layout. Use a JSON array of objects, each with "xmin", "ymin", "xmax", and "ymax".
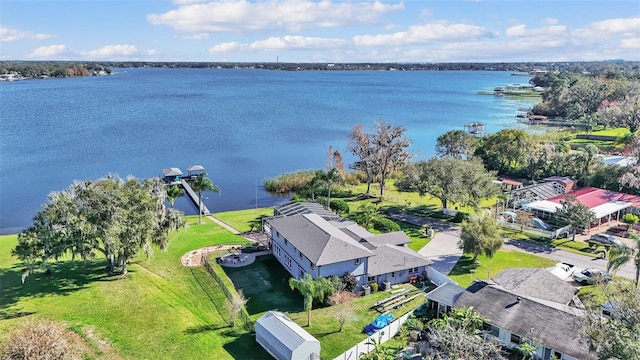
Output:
[
  {"xmin": 353, "ymin": 22, "xmax": 490, "ymax": 46},
  {"xmin": 620, "ymin": 37, "xmax": 640, "ymax": 49},
  {"xmin": 181, "ymin": 33, "xmax": 210, "ymax": 40},
  {"xmin": 0, "ymin": 26, "xmax": 53, "ymax": 42},
  {"xmin": 544, "ymin": 18, "xmax": 559, "ymax": 25},
  {"xmin": 82, "ymin": 44, "xmax": 139, "ymax": 58},
  {"xmin": 148, "ymin": 0, "xmax": 404, "ymax": 33},
  {"xmin": 505, "ymin": 24, "xmax": 567, "ymax": 38},
  {"xmin": 209, "ymin": 35, "xmax": 348, "ymax": 53},
  {"xmin": 27, "ymin": 44, "xmax": 71, "ymax": 58},
  {"xmin": 572, "ymin": 17, "xmax": 640, "ymax": 39}
]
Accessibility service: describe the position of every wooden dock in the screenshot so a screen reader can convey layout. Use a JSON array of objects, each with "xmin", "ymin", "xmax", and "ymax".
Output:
[{"xmin": 180, "ymin": 179, "xmax": 211, "ymax": 215}]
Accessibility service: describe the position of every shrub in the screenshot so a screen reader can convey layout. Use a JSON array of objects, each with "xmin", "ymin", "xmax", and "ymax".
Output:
[
  {"xmin": 452, "ymin": 211, "xmax": 470, "ymax": 223},
  {"xmin": 264, "ymin": 170, "xmax": 316, "ymax": 194},
  {"xmin": 373, "ymin": 217, "xmax": 401, "ymax": 232},
  {"xmin": 369, "ymin": 282, "xmax": 379, "ymax": 293},
  {"xmin": 403, "ymin": 316, "xmax": 424, "ymax": 331},
  {"xmin": 330, "ymin": 199, "xmax": 350, "ymax": 215},
  {"xmin": 341, "ymin": 273, "xmax": 358, "ymax": 292},
  {"xmin": 622, "ymin": 213, "xmax": 639, "ymax": 226},
  {"xmin": 1, "ymin": 319, "xmax": 89, "ymax": 360}
]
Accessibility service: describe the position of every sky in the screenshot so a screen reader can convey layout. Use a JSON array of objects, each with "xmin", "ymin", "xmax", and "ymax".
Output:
[{"xmin": 1, "ymin": 0, "xmax": 639, "ymax": 63}]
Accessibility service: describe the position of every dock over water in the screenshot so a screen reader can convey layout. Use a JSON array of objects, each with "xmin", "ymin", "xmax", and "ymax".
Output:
[{"xmin": 162, "ymin": 167, "xmax": 211, "ymax": 216}]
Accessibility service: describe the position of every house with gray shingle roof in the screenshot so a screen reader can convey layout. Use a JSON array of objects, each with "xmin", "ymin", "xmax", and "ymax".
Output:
[
  {"xmin": 265, "ymin": 211, "xmax": 431, "ymax": 290},
  {"xmin": 453, "ymin": 280, "xmax": 594, "ymax": 360}
]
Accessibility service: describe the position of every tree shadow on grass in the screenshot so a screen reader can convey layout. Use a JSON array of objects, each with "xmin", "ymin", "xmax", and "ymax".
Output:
[
  {"xmin": 446, "ymin": 256, "xmax": 480, "ymax": 277},
  {"xmin": 0, "ymin": 260, "xmax": 114, "ymax": 318},
  {"xmin": 221, "ymin": 328, "xmax": 273, "ymax": 360},
  {"xmin": 183, "ymin": 323, "xmax": 231, "ymax": 334}
]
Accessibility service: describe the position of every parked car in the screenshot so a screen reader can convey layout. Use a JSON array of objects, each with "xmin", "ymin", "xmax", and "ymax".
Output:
[
  {"xmin": 588, "ymin": 233, "xmax": 622, "ymax": 247},
  {"xmin": 572, "ymin": 268, "xmax": 612, "ymax": 285},
  {"xmin": 530, "ymin": 217, "xmax": 552, "ymax": 231}
]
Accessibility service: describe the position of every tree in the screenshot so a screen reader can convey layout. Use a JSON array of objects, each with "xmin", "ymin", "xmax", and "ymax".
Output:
[
  {"xmin": 370, "ymin": 121, "xmax": 411, "ymax": 196},
  {"xmin": 13, "ymin": 175, "xmax": 184, "ymax": 277},
  {"xmin": 166, "ymin": 184, "xmax": 183, "ymax": 208},
  {"xmin": 475, "ymin": 129, "xmax": 533, "ymax": 175},
  {"xmin": 577, "ymin": 144, "xmax": 601, "ymax": 185},
  {"xmin": 316, "ymin": 168, "xmax": 342, "ymax": 209},
  {"xmin": 435, "ymin": 129, "xmax": 478, "ymax": 159},
  {"xmin": 347, "ymin": 124, "xmax": 375, "ymax": 194},
  {"xmin": 555, "ymin": 195, "xmax": 596, "ymax": 241},
  {"xmin": 289, "ymin": 274, "xmax": 334, "ymax": 327},
  {"xmin": 425, "ymin": 307, "xmax": 505, "ymax": 360},
  {"xmin": 515, "ymin": 211, "xmax": 534, "ymax": 232},
  {"xmin": 224, "ymin": 289, "xmax": 248, "ymax": 327},
  {"xmin": 607, "ymin": 230, "xmax": 640, "ymax": 287},
  {"xmin": 190, "ymin": 171, "xmax": 220, "ymax": 224},
  {"xmin": 581, "ymin": 282, "xmax": 640, "ymax": 359},
  {"xmin": 328, "ymin": 291, "xmax": 357, "ymax": 332},
  {"xmin": 354, "ymin": 202, "xmax": 378, "ymax": 230},
  {"xmin": 458, "ymin": 216, "xmax": 503, "ymax": 263},
  {"xmin": 404, "ymin": 158, "xmax": 498, "ymax": 211},
  {"xmin": 359, "ymin": 332, "xmax": 401, "ymax": 360},
  {"xmin": 597, "ymin": 94, "xmax": 640, "ymax": 133}
]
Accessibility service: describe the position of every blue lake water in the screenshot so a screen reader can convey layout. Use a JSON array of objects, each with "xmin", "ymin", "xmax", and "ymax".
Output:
[{"xmin": 0, "ymin": 68, "xmax": 537, "ymax": 234}]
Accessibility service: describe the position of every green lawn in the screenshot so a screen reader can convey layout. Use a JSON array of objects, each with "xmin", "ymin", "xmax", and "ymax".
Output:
[
  {"xmin": 448, "ymin": 250, "xmax": 558, "ymax": 288},
  {"xmin": 0, "ymin": 216, "xmax": 266, "ymax": 360},
  {"xmin": 214, "ymin": 207, "xmax": 273, "ymax": 233}
]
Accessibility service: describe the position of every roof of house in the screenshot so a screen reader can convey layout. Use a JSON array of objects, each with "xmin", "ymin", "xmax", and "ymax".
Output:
[
  {"xmin": 364, "ymin": 232, "xmax": 412, "ymax": 247},
  {"xmin": 454, "ymin": 281, "xmax": 595, "ymax": 360},
  {"xmin": 367, "ymin": 244, "xmax": 432, "ymax": 276},
  {"xmin": 255, "ymin": 311, "xmax": 319, "ymax": 352},
  {"xmin": 601, "ymin": 155, "xmax": 638, "ymax": 167},
  {"xmin": 490, "ymin": 268, "xmax": 578, "ymax": 305},
  {"xmin": 267, "ymin": 214, "xmax": 374, "ymax": 266},
  {"xmin": 162, "ymin": 167, "xmax": 183, "ymax": 177},
  {"xmin": 425, "ymin": 282, "xmax": 466, "ymax": 306},
  {"xmin": 546, "ymin": 187, "xmax": 640, "ymax": 208},
  {"xmin": 274, "ymin": 201, "xmax": 340, "ymax": 220}
]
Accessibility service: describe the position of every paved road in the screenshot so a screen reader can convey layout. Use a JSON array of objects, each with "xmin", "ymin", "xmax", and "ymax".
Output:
[
  {"xmin": 504, "ymin": 238, "xmax": 636, "ymax": 280},
  {"xmin": 388, "ymin": 212, "xmax": 637, "ymax": 281}
]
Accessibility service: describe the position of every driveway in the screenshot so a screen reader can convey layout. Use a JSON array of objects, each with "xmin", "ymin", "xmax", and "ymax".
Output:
[{"xmin": 387, "ymin": 213, "xmax": 464, "ymax": 275}]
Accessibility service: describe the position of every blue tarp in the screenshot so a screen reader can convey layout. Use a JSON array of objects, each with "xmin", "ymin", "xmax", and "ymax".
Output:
[{"xmin": 363, "ymin": 313, "xmax": 394, "ymax": 335}]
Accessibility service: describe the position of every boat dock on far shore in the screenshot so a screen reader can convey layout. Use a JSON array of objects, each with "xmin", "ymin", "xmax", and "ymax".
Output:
[{"xmin": 162, "ymin": 166, "xmax": 210, "ymax": 215}]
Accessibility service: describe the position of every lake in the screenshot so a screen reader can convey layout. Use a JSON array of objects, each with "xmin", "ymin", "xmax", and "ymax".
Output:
[{"xmin": 0, "ymin": 68, "xmax": 537, "ymax": 234}]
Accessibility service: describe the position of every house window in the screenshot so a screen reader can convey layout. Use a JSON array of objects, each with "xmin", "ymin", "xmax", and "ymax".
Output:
[
  {"xmin": 409, "ymin": 267, "xmax": 419, "ymax": 273},
  {"xmin": 299, "ymin": 269, "xmax": 305, "ymax": 278},
  {"xmin": 275, "ymin": 230, "xmax": 280, "ymax": 238},
  {"xmin": 391, "ymin": 272, "xmax": 395, "ymax": 277},
  {"xmin": 284, "ymin": 239, "xmax": 288, "ymax": 246},
  {"xmin": 310, "ymin": 263, "xmax": 314, "ymax": 270},
  {"xmin": 299, "ymin": 250, "xmax": 303, "ymax": 258},
  {"xmin": 510, "ymin": 333, "xmax": 521, "ymax": 344},
  {"xmin": 354, "ymin": 258, "xmax": 361, "ymax": 265},
  {"xmin": 285, "ymin": 255, "xmax": 292, "ymax": 269},
  {"xmin": 273, "ymin": 244, "xmax": 281, "ymax": 257},
  {"xmin": 553, "ymin": 351, "xmax": 562, "ymax": 359},
  {"xmin": 367, "ymin": 276, "xmax": 376, "ymax": 282},
  {"xmin": 483, "ymin": 322, "xmax": 499, "ymax": 337}
]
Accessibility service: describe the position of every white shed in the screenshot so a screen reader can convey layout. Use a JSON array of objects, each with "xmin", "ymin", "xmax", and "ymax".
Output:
[{"xmin": 255, "ymin": 311, "xmax": 320, "ymax": 360}]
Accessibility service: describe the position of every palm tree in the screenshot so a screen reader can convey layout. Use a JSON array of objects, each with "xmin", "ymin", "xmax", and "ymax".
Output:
[
  {"xmin": 166, "ymin": 184, "xmax": 183, "ymax": 208},
  {"xmin": 190, "ymin": 172, "xmax": 220, "ymax": 224},
  {"xmin": 355, "ymin": 202, "xmax": 378, "ymax": 230},
  {"xmin": 288, "ymin": 274, "xmax": 333, "ymax": 327},
  {"xmin": 607, "ymin": 230, "xmax": 640, "ymax": 287},
  {"xmin": 316, "ymin": 168, "xmax": 343, "ymax": 208}
]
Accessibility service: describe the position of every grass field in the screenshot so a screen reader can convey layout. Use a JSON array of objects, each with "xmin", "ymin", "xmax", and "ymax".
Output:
[
  {"xmin": 0, "ymin": 216, "xmax": 266, "ymax": 360},
  {"xmin": 447, "ymin": 250, "xmax": 558, "ymax": 288},
  {"xmin": 214, "ymin": 207, "xmax": 274, "ymax": 233}
]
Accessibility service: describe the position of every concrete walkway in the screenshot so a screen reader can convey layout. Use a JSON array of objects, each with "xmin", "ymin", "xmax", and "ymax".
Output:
[
  {"xmin": 206, "ymin": 215, "xmax": 241, "ymax": 234},
  {"xmin": 387, "ymin": 213, "xmax": 463, "ymax": 275}
]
